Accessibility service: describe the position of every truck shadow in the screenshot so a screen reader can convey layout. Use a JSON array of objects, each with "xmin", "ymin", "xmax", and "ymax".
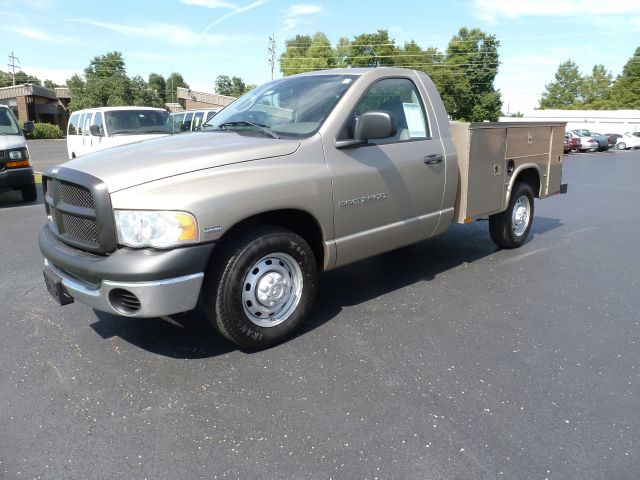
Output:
[
  {"xmin": 0, "ymin": 184, "xmax": 44, "ymax": 208},
  {"xmin": 89, "ymin": 216, "xmax": 562, "ymax": 359}
]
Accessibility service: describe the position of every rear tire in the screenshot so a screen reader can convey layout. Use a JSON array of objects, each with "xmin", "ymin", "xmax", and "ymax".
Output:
[
  {"xmin": 202, "ymin": 227, "xmax": 317, "ymax": 349},
  {"xmin": 20, "ymin": 184, "xmax": 37, "ymax": 202},
  {"xmin": 489, "ymin": 182, "xmax": 534, "ymax": 249}
]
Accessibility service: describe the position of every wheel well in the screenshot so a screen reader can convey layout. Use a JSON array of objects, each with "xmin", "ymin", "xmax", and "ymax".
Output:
[
  {"xmin": 514, "ymin": 168, "xmax": 541, "ymax": 198},
  {"xmin": 221, "ymin": 210, "xmax": 325, "ymax": 269}
]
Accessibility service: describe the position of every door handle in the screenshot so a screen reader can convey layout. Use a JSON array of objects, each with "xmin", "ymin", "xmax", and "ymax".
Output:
[{"xmin": 424, "ymin": 154, "xmax": 443, "ymax": 164}]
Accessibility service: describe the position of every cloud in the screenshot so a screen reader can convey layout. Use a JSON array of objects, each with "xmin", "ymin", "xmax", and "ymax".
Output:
[
  {"xmin": 180, "ymin": 0, "xmax": 237, "ymax": 8},
  {"xmin": 283, "ymin": 3, "xmax": 322, "ymax": 30},
  {"xmin": 68, "ymin": 19, "xmax": 232, "ymax": 47},
  {"xmin": 202, "ymin": 0, "xmax": 267, "ymax": 31},
  {"xmin": 471, "ymin": 0, "xmax": 640, "ymax": 26},
  {"xmin": 11, "ymin": 27, "xmax": 72, "ymax": 44}
]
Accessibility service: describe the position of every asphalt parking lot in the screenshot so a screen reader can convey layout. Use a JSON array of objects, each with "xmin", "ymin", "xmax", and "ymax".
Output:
[{"xmin": 1, "ymin": 143, "xmax": 638, "ymax": 479}]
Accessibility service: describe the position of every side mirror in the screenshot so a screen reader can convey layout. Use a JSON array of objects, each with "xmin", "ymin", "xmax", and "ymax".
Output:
[
  {"xmin": 355, "ymin": 111, "xmax": 396, "ymax": 141},
  {"xmin": 22, "ymin": 121, "xmax": 34, "ymax": 135},
  {"xmin": 89, "ymin": 124, "xmax": 103, "ymax": 137},
  {"xmin": 335, "ymin": 111, "xmax": 396, "ymax": 149}
]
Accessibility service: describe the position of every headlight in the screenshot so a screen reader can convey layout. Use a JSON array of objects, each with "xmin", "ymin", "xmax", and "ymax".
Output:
[
  {"xmin": 114, "ymin": 210, "xmax": 199, "ymax": 248},
  {"xmin": 8, "ymin": 148, "xmax": 28, "ymax": 160}
]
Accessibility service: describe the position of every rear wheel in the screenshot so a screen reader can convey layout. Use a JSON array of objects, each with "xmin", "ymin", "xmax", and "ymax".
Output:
[
  {"xmin": 489, "ymin": 182, "xmax": 534, "ymax": 249},
  {"xmin": 202, "ymin": 227, "xmax": 317, "ymax": 349},
  {"xmin": 20, "ymin": 184, "xmax": 37, "ymax": 202}
]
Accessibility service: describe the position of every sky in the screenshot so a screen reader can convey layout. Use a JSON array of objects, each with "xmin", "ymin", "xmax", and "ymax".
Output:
[{"xmin": 2, "ymin": 0, "xmax": 639, "ymax": 113}]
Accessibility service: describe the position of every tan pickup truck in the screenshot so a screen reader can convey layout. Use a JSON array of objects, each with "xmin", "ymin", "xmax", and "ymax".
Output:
[{"xmin": 39, "ymin": 67, "xmax": 567, "ymax": 349}]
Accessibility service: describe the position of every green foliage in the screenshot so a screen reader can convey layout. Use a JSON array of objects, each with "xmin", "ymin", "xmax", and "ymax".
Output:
[
  {"xmin": 278, "ymin": 27, "xmax": 502, "ymax": 121},
  {"xmin": 214, "ymin": 75, "xmax": 255, "ymax": 97},
  {"xmin": 440, "ymin": 27, "xmax": 501, "ymax": 121},
  {"xmin": 148, "ymin": 73, "xmax": 167, "ymax": 102},
  {"xmin": 539, "ymin": 60, "xmax": 583, "ymax": 109},
  {"xmin": 0, "ymin": 69, "xmax": 41, "ymax": 87},
  {"xmin": 165, "ymin": 72, "xmax": 189, "ymax": 103},
  {"xmin": 67, "ymin": 52, "xmax": 165, "ymax": 111},
  {"xmin": 19, "ymin": 121, "xmax": 63, "ymax": 139},
  {"xmin": 539, "ymin": 49, "xmax": 639, "ymax": 110},
  {"xmin": 606, "ymin": 47, "xmax": 640, "ymax": 109}
]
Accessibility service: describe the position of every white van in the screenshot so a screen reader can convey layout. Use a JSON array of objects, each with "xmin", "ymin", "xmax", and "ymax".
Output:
[
  {"xmin": 66, "ymin": 107, "xmax": 176, "ymax": 159},
  {"xmin": 170, "ymin": 108, "xmax": 221, "ymax": 133}
]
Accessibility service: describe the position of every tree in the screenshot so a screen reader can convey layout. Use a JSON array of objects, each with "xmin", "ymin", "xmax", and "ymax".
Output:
[
  {"xmin": 539, "ymin": 60, "xmax": 583, "ymax": 109},
  {"xmin": 442, "ymin": 27, "xmax": 501, "ymax": 121},
  {"xmin": 580, "ymin": 65, "xmax": 613, "ymax": 107},
  {"xmin": 606, "ymin": 47, "xmax": 640, "ymax": 109},
  {"xmin": 43, "ymin": 79, "xmax": 60, "ymax": 89},
  {"xmin": 165, "ymin": 72, "xmax": 189, "ymax": 103},
  {"xmin": 214, "ymin": 75, "xmax": 255, "ymax": 97},
  {"xmin": 280, "ymin": 34, "xmax": 314, "ymax": 76},
  {"xmin": 148, "ymin": 73, "xmax": 167, "ymax": 102},
  {"xmin": 278, "ymin": 27, "xmax": 501, "ymax": 121},
  {"xmin": 344, "ymin": 30, "xmax": 398, "ymax": 68},
  {"xmin": 67, "ymin": 51, "xmax": 164, "ymax": 111}
]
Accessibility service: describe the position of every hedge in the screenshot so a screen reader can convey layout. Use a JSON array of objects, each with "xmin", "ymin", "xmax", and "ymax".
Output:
[{"xmin": 18, "ymin": 121, "xmax": 64, "ymax": 140}]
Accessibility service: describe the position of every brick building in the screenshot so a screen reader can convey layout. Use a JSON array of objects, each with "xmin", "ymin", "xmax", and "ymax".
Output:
[
  {"xmin": 0, "ymin": 84, "xmax": 70, "ymax": 130},
  {"xmin": 175, "ymin": 87, "xmax": 235, "ymax": 111}
]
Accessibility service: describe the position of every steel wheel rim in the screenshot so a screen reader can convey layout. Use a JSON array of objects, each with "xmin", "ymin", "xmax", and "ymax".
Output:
[
  {"xmin": 512, "ymin": 195, "xmax": 531, "ymax": 237},
  {"xmin": 241, "ymin": 252, "xmax": 303, "ymax": 328}
]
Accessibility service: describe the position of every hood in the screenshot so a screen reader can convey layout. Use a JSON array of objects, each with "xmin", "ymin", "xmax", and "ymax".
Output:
[
  {"xmin": 61, "ymin": 132, "xmax": 300, "ymax": 192},
  {"xmin": 0, "ymin": 134, "xmax": 26, "ymax": 151}
]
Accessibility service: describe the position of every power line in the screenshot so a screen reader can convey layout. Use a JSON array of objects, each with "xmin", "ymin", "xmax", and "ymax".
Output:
[
  {"xmin": 7, "ymin": 51, "xmax": 20, "ymax": 86},
  {"xmin": 267, "ymin": 33, "xmax": 276, "ymax": 81}
]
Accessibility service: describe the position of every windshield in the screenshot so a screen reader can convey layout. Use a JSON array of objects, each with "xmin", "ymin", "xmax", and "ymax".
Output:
[
  {"xmin": 202, "ymin": 74, "xmax": 358, "ymax": 138},
  {"xmin": 105, "ymin": 110, "xmax": 174, "ymax": 135},
  {"xmin": 0, "ymin": 108, "xmax": 21, "ymax": 135}
]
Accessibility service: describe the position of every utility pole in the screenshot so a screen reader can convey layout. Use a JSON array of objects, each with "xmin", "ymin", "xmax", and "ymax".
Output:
[
  {"xmin": 267, "ymin": 34, "xmax": 276, "ymax": 81},
  {"xmin": 7, "ymin": 51, "xmax": 20, "ymax": 86}
]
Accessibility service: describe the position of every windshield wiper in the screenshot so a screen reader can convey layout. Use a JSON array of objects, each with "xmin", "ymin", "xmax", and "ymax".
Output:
[{"xmin": 217, "ymin": 121, "xmax": 280, "ymax": 139}]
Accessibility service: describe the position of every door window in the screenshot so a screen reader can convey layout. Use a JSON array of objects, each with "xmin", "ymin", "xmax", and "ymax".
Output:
[
  {"xmin": 94, "ymin": 112, "xmax": 105, "ymax": 136},
  {"xmin": 193, "ymin": 111, "xmax": 204, "ymax": 130},
  {"xmin": 351, "ymin": 78, "xmax": 430, "ymax": 144},
  {"xmin": 83, "ymin": 113, "xmax": 93, "ymax": 136},
  {"xmin": 77, "ymin": 113, "xmax": 86, "ymax": 135},
  {"xmin": 68, "ymin": 113, "xmax": 80, "ymax": 135}
]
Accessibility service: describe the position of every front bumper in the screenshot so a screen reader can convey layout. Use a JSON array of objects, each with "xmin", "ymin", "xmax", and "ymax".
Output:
[
  {"xmin": 39, "ymin": 224, "xmax": 214, "ymax": 317},
  {"xmin": 0, "ymin": 166, "xmax": 34, "ymax": 189},
  {"xmin": 44, "ymin": 259, "xmax": 204, "ymax": 317}
]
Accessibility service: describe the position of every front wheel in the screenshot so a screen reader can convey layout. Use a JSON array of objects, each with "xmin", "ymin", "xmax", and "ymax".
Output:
[
  {"xmin": 489, "ymin": 182, "xmax": 534, "ymax": 249},
  {"xmin": 617, "ymin": 142, "xmax": 626, "ymax": 150},
  {"xmin": 202, "ymin": 227, "xmax": 318, "ymax": 349}
]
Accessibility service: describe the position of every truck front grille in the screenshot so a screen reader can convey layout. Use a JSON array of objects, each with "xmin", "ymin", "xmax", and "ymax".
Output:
[
  {"xmin": 44, "ymin": 169, "xmax": 116, "ymax": 254},
  {"xmin": 59, "ymin": 181, "xmax": 95, "ymax": 209}
]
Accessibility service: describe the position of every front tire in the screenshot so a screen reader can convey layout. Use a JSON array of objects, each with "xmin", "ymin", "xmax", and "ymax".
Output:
[
  {"xmin": 489, "ymin": 182, "xmax": 534, "ymax": 249},
  {"xmin": 617, "ymin": 142, "xmax": 626, "ymax": 150},
  {"xmin": 203, "ymin": 227, "xmax": 317, "ymax": 349}
]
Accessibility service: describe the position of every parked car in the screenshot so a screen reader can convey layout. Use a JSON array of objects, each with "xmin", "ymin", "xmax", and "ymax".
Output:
[
  {"xmin": 588, "ymin": 132, "xmax": 610, "ymax": 151},
  {"xmin": 171, "ymin": 109, "xmax": 221, "ymax": 132},
  {"xmin": 570, "ymin": 130, "xmax": 598, "ymax": 152},
  {"xmin": 0, "ymin": 105, "xmax": 36, "ymax": 202},
  {"xmin": 565, "ymin": 131, "xmax": 582, "ymax": 152},
  {"xmin": 563, "ymin": 134, "xmax": 571, "ymax": 153},
  {"xmin": 606, "ymin": 133, "xmax": 622, "ymax": 147},
  {"xmin": 67, "ymin": 107, "xmax": 176, "ymax": 159},
  {"xmin": 615, "ymin": 133, "xmax": 640, "ymax": 150}
]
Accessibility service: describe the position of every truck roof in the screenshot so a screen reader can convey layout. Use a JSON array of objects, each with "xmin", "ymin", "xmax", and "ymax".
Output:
[
  {"xmin": 292, "ymin": 67, "xmax": 421, "ymax": 77},
  {"xmin": 70, "ymin": 106, "xmax": 167, "ymax": 114}
]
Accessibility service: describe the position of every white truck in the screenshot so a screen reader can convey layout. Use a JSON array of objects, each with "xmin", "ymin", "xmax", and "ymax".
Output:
[{"xmin": 40, "ymin": 68, "xmax": 567, "ymax": 349}]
